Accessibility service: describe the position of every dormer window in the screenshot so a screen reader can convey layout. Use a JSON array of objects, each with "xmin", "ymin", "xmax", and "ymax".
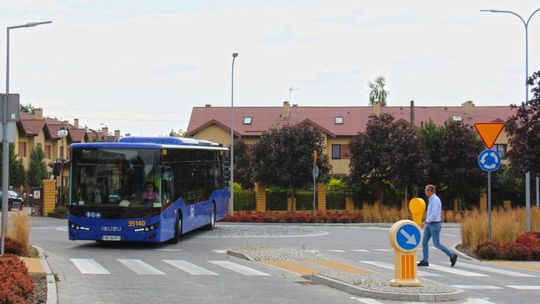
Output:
[
  {"xmin": 334, "ymin": 116, "xmax": 344, "ymax": 124},
  {"xmin": 243, "ymin": 116, "xmax": 253, "ymax": 125}
]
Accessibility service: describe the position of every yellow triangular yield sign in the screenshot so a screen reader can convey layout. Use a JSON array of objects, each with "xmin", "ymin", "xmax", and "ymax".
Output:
[{"xmin": 474, "ymin": 123, "xmax": 505, "ymax": 149}]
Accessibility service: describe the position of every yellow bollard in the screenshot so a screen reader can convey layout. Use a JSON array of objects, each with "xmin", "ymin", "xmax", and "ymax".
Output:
[
  {"xmin": 408, "ymin": 198, "xmax": 426, "ymax": 226},
  {"xmin": 389, "ymin": 219, "xmax": 422, "ymax": 287}
]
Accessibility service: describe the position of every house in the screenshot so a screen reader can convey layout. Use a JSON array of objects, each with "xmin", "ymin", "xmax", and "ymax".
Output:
[{"xmin": 186, "ymin": 101, "xmax": 515, "ymax": 176}]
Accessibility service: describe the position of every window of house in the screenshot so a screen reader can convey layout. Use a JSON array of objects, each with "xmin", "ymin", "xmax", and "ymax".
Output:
[
  {"xmin": 243, "ymin": 117, "xmax": 253, "ymax": 125},
  {"xmin": 18, "ymin": 142, "xmax": 27, "ymax": 157},
  {"xmin": 332, "ymin": 144, "xmax": 341, "ymax": 159},
  {"xmin": 334, "ymin": 116, "xmax": 344, "ymax": 124},
  {"xmin": 44, "ymin": 145, "xmax": 51, "ymax": 159},
  {"xmin": 493, "ymin": 144, "xmax": 507, "ymax": 159}
]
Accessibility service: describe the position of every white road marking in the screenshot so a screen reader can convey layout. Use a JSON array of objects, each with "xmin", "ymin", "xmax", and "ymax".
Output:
[
  {"xmin": 429, "ymin": 264, "xmax": 488, "ymax": 277},
  {"xmin": 118, "ymin": 259, "xmax": 165, "ymax": 275},
  {"xmin": 208, "ymin": 260, "xmax": 270, "ymax": 276},
  {"xmin": 163, "ymin": 260, "xmax": 218, "ymax": 275},
  {"xmin": 350, "ymin": 296, "xmax": 384, "ymax": 304},
  {"xmin": 71, "ymin": 259, "xmax": 110, "ymax": 274},
  {"xmin": 453, "ymin": 285, "xmax": 502, "ymax": 290},
  {"xmin": 155, "ymin": 248, "xmax": 182, "ymax": 252},
  {"xmin": 351, "ymin": 249, "xmax": 369, "ymax": 253},
  {"xmin": 305, "ymin": 250, "xmax": 320, "ymax": 254},
  {"xmin": 443, "ymin": 233, "xmax": 457, "ymax": 237},
  {"xmin": 328, "ymin": 250, "xmax": 345, "ymax": 253},
  {"xmin": 458, "ymin": 262, "xmax": 536, "ymax": 277},
  {"xmin": 200, "ymin": 231, "xmax": 330, "ymax": 238},
  {"xmin": 359, "ymin": 261, "xmax": 440, "ymax": 277},
  {"xmin": 462, "ymin": 299, "xmax": 497, "ymax": 304},
  {"xmin": 507, "ymin": 285, "xmax": 540, "ymax": 290},
  {"xmin": 373, "ymin": 249, "xmax": 392, "ymax": 252},
  {"xmin": 212, "ymin": 250, "xmax": 228, "ymax": 254}
]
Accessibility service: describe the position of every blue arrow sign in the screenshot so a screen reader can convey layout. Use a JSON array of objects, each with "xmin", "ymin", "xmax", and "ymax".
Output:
[
  {"xmin": 478, "ymin": 149, "xmax": 501, "ymax": 173},
  {"xmin": 396, "ymin": 224, "xmax": 421, "ymax": 251}
]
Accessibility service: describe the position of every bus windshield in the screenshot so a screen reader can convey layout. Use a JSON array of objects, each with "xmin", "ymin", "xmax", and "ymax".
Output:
[{"xmin": 69, "ymin": 148, "xmax": 162, "ymax": 217}]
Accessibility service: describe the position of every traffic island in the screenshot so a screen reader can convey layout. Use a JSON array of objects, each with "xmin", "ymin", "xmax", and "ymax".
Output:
[{"xmin": 227, "ymin": 247, "xmax": 466, "ymax": 302}]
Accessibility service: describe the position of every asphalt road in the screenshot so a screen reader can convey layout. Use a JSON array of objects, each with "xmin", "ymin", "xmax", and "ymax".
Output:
[{"xmin": 30, "ymin": 217, "xmax": 540, "ymax": 304}]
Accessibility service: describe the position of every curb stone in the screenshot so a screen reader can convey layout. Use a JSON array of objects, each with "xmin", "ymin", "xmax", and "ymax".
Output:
[
  {"xmin": 453, "ymin": 243, "xmax": 481, "ymax": 262},
  {"xmin": 226, "ymin": 250, "xmax": 255, "ymax": 261},
  {"xmin": 33, "ymin": 245, "xmax": 58, "ymax": 304},
  {"xmin": 306, "ymin": 274, "xmax": 466, "ymax": 302}
]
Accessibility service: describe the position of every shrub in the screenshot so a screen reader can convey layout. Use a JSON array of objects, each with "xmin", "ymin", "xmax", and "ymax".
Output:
[
  {"xmin": 223, "ymin": 212, "xmax": 363, "ymax": 223},
  {"xmin": 4, "ymin": 237, "xmax": 26, "ymax": 256},
  {"xmin": 474, "ymin": 240, "xmax": 502, "ymax": 260},
  {"xmin": 0, "ymin": 254, "xmax": 34, "ymax": 304}
]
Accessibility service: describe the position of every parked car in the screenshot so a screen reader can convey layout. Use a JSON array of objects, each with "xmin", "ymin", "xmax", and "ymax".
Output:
[{"xmin": 0, "ymin": 190, "xmax": 23, "ymax": 211}]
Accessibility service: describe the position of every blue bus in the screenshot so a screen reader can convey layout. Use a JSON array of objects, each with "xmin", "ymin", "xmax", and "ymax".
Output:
[{"xmin": 67, "ymin": 137, "xmax": 229, "ymax": 243}]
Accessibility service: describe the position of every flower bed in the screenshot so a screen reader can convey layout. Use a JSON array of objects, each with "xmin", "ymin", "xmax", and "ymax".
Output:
[
  {"xmin": 223, "ymin": 212, "xmax": 363, "ymax": 223},
  {"xmin": 475, "ymin": 231, "xmax": 540, "ymax": 260},
  {"xmin": 0, "ymin": 254, "xmax": 34, "ymax": 304}
]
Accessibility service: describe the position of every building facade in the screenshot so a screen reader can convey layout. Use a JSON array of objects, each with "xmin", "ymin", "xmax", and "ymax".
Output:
[{"xmin": 186, "ymin": 101, "xmax": 514, "ymax": 176}]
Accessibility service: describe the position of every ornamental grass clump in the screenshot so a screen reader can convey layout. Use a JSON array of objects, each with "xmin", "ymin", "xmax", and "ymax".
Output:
[{"xmin": 7, "ymin": 212, "xmax": 30, "ymax": 256}]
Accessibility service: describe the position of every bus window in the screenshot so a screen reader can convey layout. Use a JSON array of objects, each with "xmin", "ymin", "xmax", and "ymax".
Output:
[{"xmin": 161, "ymin": 166, "xmax": 174, "ymax": 208}]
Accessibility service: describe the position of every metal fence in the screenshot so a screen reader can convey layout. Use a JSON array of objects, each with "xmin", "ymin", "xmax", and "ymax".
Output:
[
  {"xmin": 266, "ymin": 189, "xmax": 289, "ymax": 211},
  {"xmin": 326, "ymin": 191, "xmax": 350, "ymax": 210},
  {"xmin": 295, "ymin": 190, "xmax": 315, "ymax": 210},
  {"xmin": 234, "ymin": 189, "xmax": 256, "ymax": 211}
]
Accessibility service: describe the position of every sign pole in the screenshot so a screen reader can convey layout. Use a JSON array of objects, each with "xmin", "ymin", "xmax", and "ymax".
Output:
[
  {"xmin": 488, "ymin": 171, "xmax": 492, "ymax": 241},
  {"xmin": 313, "ymin": 150, "xmax": 317, "ymax": 215}
]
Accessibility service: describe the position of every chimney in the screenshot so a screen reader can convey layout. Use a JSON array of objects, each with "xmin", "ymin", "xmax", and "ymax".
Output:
[
  {"xmin": 282, "ymin": 100, "xmax": 290, "ymax": 119},
  {"xmin": 114, "ymin": 130, "xmax": 121, "ymax": 139},
  {"xmin": 102, "ymin": 127, "xmax": 109, "ymax": 136},
  {"xmin": 372, "ymin": 101, "xmax": 382, "ymax": 116},
  {"xmin": 205, "ymin": 104, "xmax": 211, "ymax": 108},
  {"xmin": 462, "ymin": 100, "xmax": 474, "ymax": 119},
  {"xmin": 74, "ymin": 118, "xmax": 79, "ymax": 128},
  {"xmin": 34, "ymin": 108, "xmax": 43, "ymax": 119}
]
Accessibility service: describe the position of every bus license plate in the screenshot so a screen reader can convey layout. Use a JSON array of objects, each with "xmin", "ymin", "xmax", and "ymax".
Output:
[{"xmin": 102, "ymin": 235, "xmax": 121, "ymax": 241}]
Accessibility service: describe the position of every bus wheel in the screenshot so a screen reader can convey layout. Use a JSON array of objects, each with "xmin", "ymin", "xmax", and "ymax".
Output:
[
  {"xmin": 205, "ymin": 203, "xmax": 216, "ymax": 230},
  {"xmin": 170, "ymin": 212, "xmax": 182, "ymax": 244}
]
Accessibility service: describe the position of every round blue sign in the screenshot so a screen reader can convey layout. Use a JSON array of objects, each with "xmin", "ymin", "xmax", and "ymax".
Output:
[
  {"xmin": 478, "ymin": 149, "xmax": 501, "ymax": 173},
  {"xmin": 396, "ymin": 224, "xmax": 421, "ymax": 251}
]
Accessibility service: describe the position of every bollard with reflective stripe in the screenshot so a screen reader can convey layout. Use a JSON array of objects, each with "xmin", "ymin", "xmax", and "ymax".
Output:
[{"xmin": 389, "ymin": 219, "xmax": 422, "ymax": 287}]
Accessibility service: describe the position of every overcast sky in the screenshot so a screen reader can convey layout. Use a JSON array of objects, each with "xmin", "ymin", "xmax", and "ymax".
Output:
[{"xmin": 1, "ymin": 0, "xmax": 539, "ymax": 136}]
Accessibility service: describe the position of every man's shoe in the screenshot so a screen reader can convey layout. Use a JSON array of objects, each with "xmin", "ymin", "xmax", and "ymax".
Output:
[
  {"xmin": 450, "ymin": 254, "xmax": 458, "ymax": 267},
  {"xmin": 417, "ymin": 261, "xmax": 429, "ymax": 267}
]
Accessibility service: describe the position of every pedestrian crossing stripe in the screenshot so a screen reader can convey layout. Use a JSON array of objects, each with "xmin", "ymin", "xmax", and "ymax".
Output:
[
  {"xmin": 71, "ymin": 259, "xmax": 110, "ymax": 275},
  {"xmin": 458, "ymin": 261, "xmax": 536, "ymax": 277},
  {"xmin": 70, "ymin": 259, "xmax": 270, "ymax": 276},
  {"xmin": 453, "ymin": 285, "xmax": 502, "ymax": 290},
  {"xmin": 358, "ymin": 261, "xmax": 440, "ymax": 277},
  {"xmin": 427, "ymin": 264, "xmax": 488, "ymax": 277}
]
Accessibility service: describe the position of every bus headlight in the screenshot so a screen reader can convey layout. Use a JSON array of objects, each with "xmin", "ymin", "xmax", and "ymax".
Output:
[
  {"xmin": 133, "ymin": 222, "xmax": 159, "ymax": 232},
  {"xmin": 69, "ymin": 222, "xmax": 90, "ymax": 231}
]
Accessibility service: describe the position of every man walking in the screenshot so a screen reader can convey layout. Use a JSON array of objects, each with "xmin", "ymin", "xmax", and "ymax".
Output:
[{"xmin": 417, "ymin": 184, "xmax": 458, "ymax": 267}]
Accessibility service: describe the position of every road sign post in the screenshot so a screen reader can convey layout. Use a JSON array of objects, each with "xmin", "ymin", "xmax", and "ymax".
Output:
[
  {"xmin": 312, "ymin": 150, "xmax": 319, "ymax": 215},
  {"xmin": 478, "ymin": 149, "xmax": 502, "ymax": 240},
  {"xmin": 389, "ymin": 220, "xmax": 422, "ymax": 287}
]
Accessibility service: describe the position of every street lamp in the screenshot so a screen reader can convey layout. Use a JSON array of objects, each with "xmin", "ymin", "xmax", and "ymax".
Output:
[
  {"xmin": 57, "ymin": 126, "xmax": 68, "ymax": 208},
  {"xmin": 229, "ymin": 52, "xmax": 238, "ymax": 216},
  {"xmin": 1, "ymin": 20, "xmax": 52, "ymax": 256},
  {"xmin": 481, "ymin": 8, "xmax": 540, "ymax": 231}
]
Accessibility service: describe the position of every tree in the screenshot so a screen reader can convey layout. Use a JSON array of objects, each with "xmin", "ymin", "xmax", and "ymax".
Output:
[
  {"xmin": 349, "ymin": 113, "xmax": 429, "ymax": 203},
  {"xmin": 20, "ymin": 103, "xmax": 35, "ymax": 114},
  {"xmin": 506, "ymin": 70, "xmax": 540, "ymax": 179},
  {"xmin": 368, "ymin": 75, "xmax": 389, "ymax": 106},
  {"xmin": 0, "ymin": 144, "xmax": 26, "ymax": 188},
  {"xmin": 27, "ymin": 146, "xmax": 49, "ymax": 187},
  {"xmin": 233, "ymin": 139, "xmax": 254, "ymax": 189},
  {"xmin": 417, "ymin": 120, "xmax": 448, "ymax": 186},
  {"xmin": 438, "ymin": 122, "xmax": 484, "ymax": 206},
  {"xmin": 252, "ymin": 124, "xmax": 330, "ymax": 192},
  {"xmin": 169, "ymin": 129, "xmax": 186, "ymax": 137}
]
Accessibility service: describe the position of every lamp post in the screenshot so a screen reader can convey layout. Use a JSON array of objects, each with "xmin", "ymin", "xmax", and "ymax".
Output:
[
  {"xmin": 1, "ymin": 21, "xmax": 52, "ymax": 256},
  {"xmin": 229, "ymin": 53, "xmax": 238, "ymax": 216},
  {"xmin": 57, "ymin": 126, "xmax": 68, "ymax": 208},
  {"xmin": 481, "ymin": 8, "xmax": 540, "ymax": 232}
]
